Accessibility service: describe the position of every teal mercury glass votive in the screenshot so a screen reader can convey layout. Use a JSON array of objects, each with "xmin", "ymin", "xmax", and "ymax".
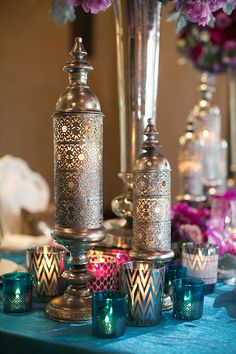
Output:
[
  {"xmin": 164, "ymin": 265, "xmax": 187, "ymax": 298},
  {"xmin": 173, "ymin": 277, "xmax": 204, "ymax": 321},
  {"xmin": 92, "ymin": 291, "xmax": 126, "ymax": 338},
  {"xmin": 2, "ymin": 272, "xmax": 32, "ymax": 313}
]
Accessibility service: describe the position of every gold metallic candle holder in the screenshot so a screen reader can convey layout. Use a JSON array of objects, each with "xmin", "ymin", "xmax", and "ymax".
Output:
[
  {"xmin": 26, "ymin": 246, "xmax": 65, "ymax": 302},
  {"xmin": 45, "ymin": 38, "xmax": 105, "ymax": 322}
]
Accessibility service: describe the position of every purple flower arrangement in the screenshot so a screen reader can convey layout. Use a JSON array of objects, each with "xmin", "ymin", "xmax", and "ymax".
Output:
[
  {"xmin": 66, "ymin": 0, "xmax": 112, "ymax": 14},
  {"xmin": 171, "ymin": 202, "xmax": 210, "ymax": 244},
  {"xmin": 177, "ymin": 9, "xmax": 236, "ymax": 73},
  {"xmin": 54, "ymin": 0, "xmax": 236, "ymax": 27},
  {"xmin": 171, "ymin": 190, "xmax": 236, "ymax": 258},
  {"xmin": 206, "ymin": 189, "xmax": 236, "ymax": 256}
]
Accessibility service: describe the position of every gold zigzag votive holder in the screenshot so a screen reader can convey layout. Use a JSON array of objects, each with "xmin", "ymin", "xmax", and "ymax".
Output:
[
  {"xmin": 26, "ymin": 246, "xmax": 66, "ymax": 302},
  {"xmin": 120, "ymin": 261, "xmax": 165, "ymax": 326}
]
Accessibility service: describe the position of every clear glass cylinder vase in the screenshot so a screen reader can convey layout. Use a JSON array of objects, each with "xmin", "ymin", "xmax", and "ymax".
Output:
[
  {"xmin": 109, "ymin": 0, "xmax": 162, "ymax": 247},
  {"xmin": 113, "ymin": 0, "xmax": 162, "ymax": 173}
]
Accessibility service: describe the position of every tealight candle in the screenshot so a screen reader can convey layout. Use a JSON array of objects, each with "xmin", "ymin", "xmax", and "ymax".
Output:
[
  {"xmin": 182, "ymin": 243, "xmax": 218, "ymax": 294},
  {"xmin": 92, "ymin": 291, "xmax": 126, "ymax": 338},
  {"xmin": 87, "ymin": 255, "xmax": 118, "ymax": 293},
  {"xmin": 173, "ymin": 277, "xmax": 204, "ymax": 320},
  {"xmin": 2, "ymin": 272, "xmax": 32, "ymax": 313},
  {"xmin": 26, "ymin": 246, "xmax": 66, "ymax": 301}
]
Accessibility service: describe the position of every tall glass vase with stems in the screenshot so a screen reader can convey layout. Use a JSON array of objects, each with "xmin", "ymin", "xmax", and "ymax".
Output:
[{"xmin": 106, "ymin": 0, "xmax": 163, "ymax": 249}]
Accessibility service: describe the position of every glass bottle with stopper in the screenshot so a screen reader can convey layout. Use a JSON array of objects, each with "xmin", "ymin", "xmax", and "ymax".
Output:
[{"xmin": 177, "ymin": 114, "xmax": 206, "ymax": 204}]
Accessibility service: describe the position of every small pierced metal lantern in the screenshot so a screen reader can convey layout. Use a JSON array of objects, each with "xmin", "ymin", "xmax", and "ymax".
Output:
[
  {"xmin": 130, "ymin": 120, "xmax": 173, "ymax": 262},
  {"xmin": 45, "ymin": 38, "xmax": 105, "ymax": 322}
]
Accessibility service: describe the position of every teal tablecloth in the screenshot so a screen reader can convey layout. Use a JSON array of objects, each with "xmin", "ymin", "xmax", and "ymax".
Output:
[{"xmin": 0, "ymin": 252, "xmax": 236, "ymax": 354}]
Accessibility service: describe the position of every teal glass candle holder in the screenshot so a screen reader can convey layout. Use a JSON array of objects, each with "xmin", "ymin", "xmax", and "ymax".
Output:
[
  {"xmin": 2, "ymin": 272, "xmax": 32, "ymax": 313},
  {"xmin": 92, "ymin": 291, "xmax": 126, "ymax": 338},
  {"xmin": 173, "ymin": 277, "xmax": 205, "ymax": 321},
  {"xmin": 164, "ymin": 265, "xmax": 187, "ymax": 298}
]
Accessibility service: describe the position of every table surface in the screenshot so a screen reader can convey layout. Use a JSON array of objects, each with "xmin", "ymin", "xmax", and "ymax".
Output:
[{"xmin": 0, "ymin": 252, "xmax": 236, "ymax": 354}]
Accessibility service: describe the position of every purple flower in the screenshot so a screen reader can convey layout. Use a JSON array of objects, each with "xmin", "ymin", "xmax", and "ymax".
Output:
[
  {"xmin": 215, "ymin": 12, "xmax": 233, "ymax": 30},
  {"xmin": 183, "ymin": 1, "xmax": 212, "ymax": 26},
  {"xmin": 180, "ymin": 224, "xmax": 204, "ymax": 243},
  {"xmin": 210, "ymin": 0, "xmax": 236, "ymax": 12},
  {"xmin": 81, "ymin": 0, "xmax": 112, "ymax": 14}
]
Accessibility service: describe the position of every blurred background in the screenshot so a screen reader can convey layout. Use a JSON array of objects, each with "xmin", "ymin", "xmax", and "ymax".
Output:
[{"xmin": 0, "ymin": 0, "xmax": 228, "ymax": 217}]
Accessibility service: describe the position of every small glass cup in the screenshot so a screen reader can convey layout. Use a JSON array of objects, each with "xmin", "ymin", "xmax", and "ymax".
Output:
[
  {"xmin": 182, "ymin": 243, "xmax": 218, "ymax": 294},
  {"xmin": 89, "ymin": 249, "xmax": 130, "ymax": 290},
  {"xmin": 173, "ymin": 277, "xmax": 205, "ymax": 321},
  {"xmin": 92, "ymin": 291, "xmax": 126, "ymax": 338},
  {"xmin": 2, "ymin": 272, "xmax": 32, "ymax": 313},
  {"xmin": 26, "ymin": 245, "xmax": 66, "ymax": 302},
  {"xmin": 87, "ymin": 255, "xmax": 118, "ymax": 294},
  {"xmin": 120, "ymin": 261, "xmax": 165, "ymax": 326},
  {"xmin": 164, "ymin": 265, "xmax": 187, "ymax": 298}
]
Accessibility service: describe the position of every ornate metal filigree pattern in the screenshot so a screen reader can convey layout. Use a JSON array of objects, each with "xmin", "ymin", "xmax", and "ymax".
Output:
[
  {"xmin": 133, "ymin": 170, "xmax": 171, "ymax": 252},
  {"xmin": 121, "ymin": 263, "xmax": 165, "ymax": 326},
  {"xmin": 134, "ymin": 171, "xmax": 170, "ymax": 196},
  {"xmin": 54, "ymin": 112, "xmax": 103, "ymax": 230},
  {"xmin": 133, "ymin": 221, "xmax": 171, "ymax": 251}
]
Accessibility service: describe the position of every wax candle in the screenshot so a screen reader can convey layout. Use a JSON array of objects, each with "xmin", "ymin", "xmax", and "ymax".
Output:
[
  {"xmin": 26, "ymin": 246, "xmax": 66, "ymax": 301},
  {"xmin": 2, "ymin": 272, "xmax": 32, "ymax": 313}
]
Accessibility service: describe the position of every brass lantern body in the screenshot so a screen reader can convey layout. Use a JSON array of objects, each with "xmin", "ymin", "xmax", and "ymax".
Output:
[
  {"xmin": 130, "ymin": 120, "xmax": 173, "ymax": 263},
  {"xmin": 45, "ymin": 38, "xmax": 105, "ymax": 322}
]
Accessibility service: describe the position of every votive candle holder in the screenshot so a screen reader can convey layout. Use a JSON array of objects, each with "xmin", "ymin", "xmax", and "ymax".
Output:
[
  {"xmin": 173, "ymin": 277, "xmax": 205, "ymax": 321},
  {"xmin": 92, "ymin": 291, "xmax": 126, "ymax": 338},
  {"xmin": 89, "ymin": 249, "xmax": 130, "ymax": 289},
  {"xmin": 87, "ymin": 255, "xmax": 118, "ymax": 294},
  {"xmin": 120, "ymin": 261, "xmax": 165, "ymax": 326},
  {"xmin": 26, "ymin": 246, "xmax": 66, "ymax": 302},
  {"xmin": 182, "ymin": 243, "xmax": 219, "ymax": 294},
  {"xmin": 2, "ymin": 272, "xmax": 32, "ymax": 313},
  {"xmin": 164, "ymin": 265, "xmax": 187, "ymax": 298}
]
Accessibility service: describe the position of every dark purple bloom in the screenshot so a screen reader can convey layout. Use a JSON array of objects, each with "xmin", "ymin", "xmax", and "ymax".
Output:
[
  {"xmin": 81, "ymin": 0, "xmax": 112, "ymax": 14},
  {"xmin": 215, "ymin": 11, "xmax": 233, "ymax": 29}
]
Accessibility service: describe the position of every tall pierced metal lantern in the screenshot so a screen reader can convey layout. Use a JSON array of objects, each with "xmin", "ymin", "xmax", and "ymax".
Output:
[
  {"xmin": 130, "ymin": 120, "xmax": 173, "ymax": 263},
  {"xmin": 45, "ymin": 38, "xmax": 105, "ymax": 322}
]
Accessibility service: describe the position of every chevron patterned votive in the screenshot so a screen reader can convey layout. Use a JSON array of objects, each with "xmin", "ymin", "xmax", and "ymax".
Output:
[
  {"xmin": 182, "ymin": 243, "xmax": 219, "ymax": 294},
  {"xmin": 120, "ymin": 261, "xmax": 165, "ymax": 326},
  {"xmin": 26, "ymin": 246, "xmax": 66, "ymax": 302}
]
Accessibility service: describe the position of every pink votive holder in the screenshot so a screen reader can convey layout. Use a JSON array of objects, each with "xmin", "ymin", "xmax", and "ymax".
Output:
[{"xmin": 87, "ymin": 255, "xmax": 118, "ymax": 294}]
